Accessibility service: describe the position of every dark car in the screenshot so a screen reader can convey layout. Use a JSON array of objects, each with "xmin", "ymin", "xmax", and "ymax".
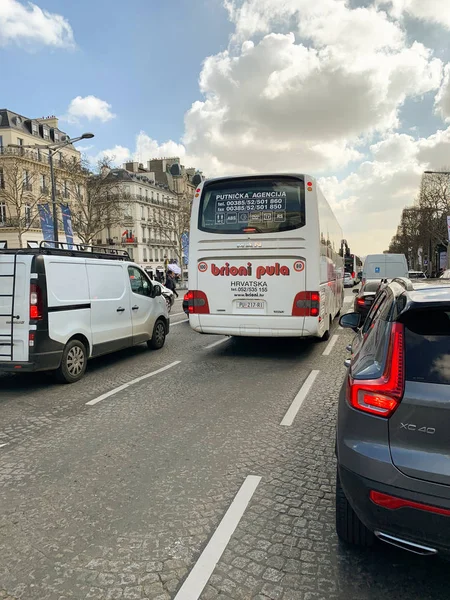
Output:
[
  {"xmin": 353, "ymin": 279, "xmax": 381, "ymax": 320},
  {"xmin": 336, "ymin": 277, "xmax": 450, "ymax": 556}
]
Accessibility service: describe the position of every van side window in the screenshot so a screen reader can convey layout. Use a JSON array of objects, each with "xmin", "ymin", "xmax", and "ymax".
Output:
[{"xmin": 128, "ymin": 267, "xmax": 151, "ymax": 297}]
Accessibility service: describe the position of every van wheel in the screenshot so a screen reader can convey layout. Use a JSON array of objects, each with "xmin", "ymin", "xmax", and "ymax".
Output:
[
  {"xmin": 336, "ymin": 472, "xmax": 374, "ymax": 547},
  {"xmin": 55, "ymin": 339, "xmax": 87, "ymax": 384},
  {"xmin": 319, "ymin": 317, "xmax": 332, "ymax": 342},
  {"xmin": 148, "ymin": 320, "xmax": 166, "ymax": 350}
]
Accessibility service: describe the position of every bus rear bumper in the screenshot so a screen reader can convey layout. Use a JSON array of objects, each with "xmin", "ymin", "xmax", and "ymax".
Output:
[{"xmin": 189, "ymin": 315, "xmax": 321, "ymax": 337}]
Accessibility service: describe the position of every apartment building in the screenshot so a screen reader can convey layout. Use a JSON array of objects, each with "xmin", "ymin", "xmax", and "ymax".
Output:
[
  {"xmin": 96, "ymin": 163, "xmax": 179, "ymax": 275},
  {"xmin": 0, "ymin": 109, "xmax": 85, "ymax": 249}
]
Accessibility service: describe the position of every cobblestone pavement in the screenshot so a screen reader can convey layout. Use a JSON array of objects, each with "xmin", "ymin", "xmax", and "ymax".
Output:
[{"xmin": 1, "ymin": 294, "xmax": 450, "ymax": 599}]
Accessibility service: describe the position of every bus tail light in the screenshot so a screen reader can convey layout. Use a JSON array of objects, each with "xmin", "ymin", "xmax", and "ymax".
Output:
[
  {"xmin": 187, "ymin": 290, "xmax": 210, "ymax": 314},
  {"xmin": 292, "ymin": 291, "xmax": 320, "ymax": 317}
]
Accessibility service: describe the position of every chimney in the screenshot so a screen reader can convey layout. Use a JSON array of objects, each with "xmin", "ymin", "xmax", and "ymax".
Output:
[{"xmin": 37, "ymin": 115, "xmax": 59, "ymax": 129}]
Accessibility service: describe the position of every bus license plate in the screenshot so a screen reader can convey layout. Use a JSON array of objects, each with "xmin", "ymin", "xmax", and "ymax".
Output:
[{"xmin": 237, "ymin": 301, "xmax": 264, "ymax": 309}]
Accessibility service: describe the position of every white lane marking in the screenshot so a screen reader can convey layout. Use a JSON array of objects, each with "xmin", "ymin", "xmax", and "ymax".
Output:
[
  {"xmin": 171, "ymin": 319, "xmax": 189, "ymax": 326},
  {"xmin": 86, "ymin": 361, "xmax": 181, "ymax": 406},
  {"xmin": 0, "ymin": 443, "xmax": 9, "ymax": 449},
  {"xmin": 174, "ymin": 475, "xmax": 261, "ymax": 600},
  {"xmin": 322, "ymin": 334, "xmax": 339, "ymax": 356},
  {"xmin": 204, "ymin": 337, "xmax": 229, "ymax": 349},
  {"xmin": 170, "ymin": 312, "xmax": 186, "ymax": 317},
  {"xmin": 280, "ymin": 370, "xmax": 320, "ymax": 427}
]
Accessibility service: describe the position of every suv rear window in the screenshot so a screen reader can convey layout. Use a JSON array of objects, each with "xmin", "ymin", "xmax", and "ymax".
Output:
[
  {"xmin": 403, "ymin": 309, "xmax": 450, "ymax": 385},
  {"xmin": 198, "ymin": 176, "xmax": 305, "ymax": 234}
]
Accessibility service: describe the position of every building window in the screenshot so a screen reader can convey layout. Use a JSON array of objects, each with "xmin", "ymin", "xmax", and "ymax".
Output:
[
  {"xmin": 141, "ymin": 205, "xmax": 145, "ymax": 220},
  {"xmin": 25, "ymin": 204, "xmax": 31, "ymax": 225},
  {"xmin": 59, "ymin": 152, "xmax": 63, "ymax": 167},
  {"xmin": 54, "ymin": 131, "xmax": 60, "ymax": 143},
  {"xmin": 17, "ymin": 138, "xmax": 23, "ymax": 146},
  {"xmin": 145, "ymin": 189, "xmax": 148, "ymax": 200},
  {"xmin": 40, "ymin": 174, "xmax": 47, "ymax": 193},
  {"xmin": 23, "ymin": 170, "xmax": 31, "ymax": 191},
  {"xmin": 0, "ymin": 168, "xmax": 4, "ymax": 189},
  {"xmin": 0, "ymin": 202, "xmax": 6, "ymax": 224},
  {"xmin": 0, "ymin": 135, "xmax": 3, "ymax": 151},
  {"xmin": 63, "ymin": 180, "xmax": 69, "ymax": 199},
  {"xmin": 143, "ymin": 248, "xmax": 147, "ymax": 262},
  {"xmin": 139, "ymin": 187, "xmax": 142, "ymax": 199},
  {"xmin": 32, "ymin": 122, "xmax": 39, "ymax": 136},
  {"xmin": 147, "ymin": 207, "xmax": 150, "ymax": 219},
  {"xmin": 43, "ymin": 127, "xmax": 50, "ymax": 140}
]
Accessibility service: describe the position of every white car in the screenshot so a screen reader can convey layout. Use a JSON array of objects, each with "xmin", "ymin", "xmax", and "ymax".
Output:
[
  {"xmin": 344, "ymin": 273, "xmax": 354, "ymax": 287},
  {"xmin": 441, "ymin": 269, "xmax": 450, "ymax": 279}
]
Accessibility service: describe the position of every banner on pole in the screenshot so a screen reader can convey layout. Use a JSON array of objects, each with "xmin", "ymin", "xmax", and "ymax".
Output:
[
  {"xmin": 447, "ymin": 215, "xmax": 450, "ymax": 242},
  {"xmin": 38, "ymin": 204, "xmax": 54, "ymax": 247},
  {"xmin": 181, "ymin": 232, "xmax": 189, "ymax": 265},
  {"xmin": 61, "ymin": 204, "xmax": 74, "ymax": 249}
]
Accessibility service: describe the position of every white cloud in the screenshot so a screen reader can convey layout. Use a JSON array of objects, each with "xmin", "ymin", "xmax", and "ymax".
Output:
[
  {"xmin": 183, "ymin": 1, "xmax": 442, "ymax": 178},
  {"xmin": 134, "ymin": 132, "xmax": 186, "ymax": 162},
  {"xmin": 319, "ymin": 126, "xmax": 450, "ymax": 254},
  {"xmin": 95, "ymin": 145, "xmax": 132, "ymax": 166},
  {"xmin": 377, "ymin": 0, "xmax": 450, "ymax": 30},
  {"xmin": 0, "ymin": 0, "xmax": 74, "ymax": 49},
  {"xmin": 65, "ymin": 96, "xmax": 116, "ymax": 124},
  {"xmin": 178, "ymin": 0, "xmax": 449, "ymax": 254}
]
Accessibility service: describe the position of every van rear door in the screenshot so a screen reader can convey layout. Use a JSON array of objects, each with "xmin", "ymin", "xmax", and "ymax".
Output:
[{"xmin": 0, "ymin": 254, "xmax": 31, "ymax": 363}]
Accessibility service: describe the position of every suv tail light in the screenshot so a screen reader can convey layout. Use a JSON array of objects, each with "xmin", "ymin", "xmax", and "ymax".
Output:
[
  {"xmin": 186, "ymin": 290, "xmax": 210, "ymax": 314},
  {"xmin": 292, "ymin": 291, "xmax": 320, "ymax": 317},
  {"xmin": 347, "ymin": 322, "xmax": 405, "ymax": 417},
  {"xmin": 30, "ymin": 283, "xmax": 43, "ymax": 320}
]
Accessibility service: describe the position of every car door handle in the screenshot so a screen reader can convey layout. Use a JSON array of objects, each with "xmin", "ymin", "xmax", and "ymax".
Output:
[
  {"xmin": 116, "ymin": 307, "xmax": 125, "ymax": 313},
  {"xmin": 344, "ymin": 358, "xmax": 351, "ymax": 368},
  {"xmin": 132, "ymin": 305, "xmax": 139, "ymax": 311},
  {"xmin": 346, "ymin": 344, "xmax": 352, "ymax": 352}
]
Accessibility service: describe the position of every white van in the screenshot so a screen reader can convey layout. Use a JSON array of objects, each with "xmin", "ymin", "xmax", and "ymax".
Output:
[
  {"xmin": 0, "ymin": 245, "xmax": 169, "ymax": 383},
  {"xmin": 362, "ymin": 254, "xmax": 408, "ymax": 284}
]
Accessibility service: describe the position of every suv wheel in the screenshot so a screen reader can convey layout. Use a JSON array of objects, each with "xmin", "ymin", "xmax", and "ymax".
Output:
[
  {"xmin": 55, "ymin": 339, "xmax": 87, "ymax": 384},
  {"xmin": 148, "ymin": 319, "xmax": 166, "ymax": 350},
  {"xmin": 336, "ymin": 472, "xmax": 374, "ymax": 547}
]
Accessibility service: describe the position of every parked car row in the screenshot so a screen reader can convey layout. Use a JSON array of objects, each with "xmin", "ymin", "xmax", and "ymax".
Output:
[{"xmin": 337, "ymin": 276, "xmax": 450, "ymax": 557}]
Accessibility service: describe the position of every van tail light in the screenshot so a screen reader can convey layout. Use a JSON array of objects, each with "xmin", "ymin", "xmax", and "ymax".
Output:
[
  {"xmin": 30, "ymin": 283, "xmax": 43, "ymax": 320},
  {"xmin": 187, "ymin": 290, "xmax": 210, "ymax": 314},
  {"xmin": 346, "ymin": 322, "xmax": 404, "ymax": 417},
  {"xmin": 292, "ymin": 291, "xmax": 320, "ymax": 317}
]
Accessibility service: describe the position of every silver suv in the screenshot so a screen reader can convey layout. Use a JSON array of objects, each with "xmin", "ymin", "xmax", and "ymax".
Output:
[{"xmin": 336, "ymin": 277, "xmax": 450, "ymax": 556}]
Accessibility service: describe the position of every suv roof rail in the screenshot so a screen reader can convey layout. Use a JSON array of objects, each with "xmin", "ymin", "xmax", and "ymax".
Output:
[
  {"xmin": 0, "ymin": 241, "xmax": 131, "ymax": 262},
  {"xmin": 391, "ymin": 277, "xmax": 414, "ymax": 291}
]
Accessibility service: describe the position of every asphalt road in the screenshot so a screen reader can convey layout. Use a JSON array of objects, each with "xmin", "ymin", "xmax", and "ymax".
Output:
[{"xmin": 1, "ymin": 293, "xmax": 450, "ymax": 600}]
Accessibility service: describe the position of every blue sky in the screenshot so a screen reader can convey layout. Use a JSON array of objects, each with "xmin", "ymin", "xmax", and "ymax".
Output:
[
  {"xmin": 2, "ymin": 0, "xmax": 450, "ymax": 254},
  {"xmin": 1, "ymin": 0, "xmax": 232, "ymax": 153}
]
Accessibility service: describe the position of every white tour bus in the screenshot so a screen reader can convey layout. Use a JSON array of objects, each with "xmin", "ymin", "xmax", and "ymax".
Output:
[{"xmin": 187, "ymin": 174, "xmax": 344, "ymax": 339}]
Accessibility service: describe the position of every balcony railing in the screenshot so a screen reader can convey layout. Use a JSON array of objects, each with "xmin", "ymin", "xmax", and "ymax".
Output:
[{"xmin": 0, "ymin": 146, "xmax": 83, "ymax": 172}]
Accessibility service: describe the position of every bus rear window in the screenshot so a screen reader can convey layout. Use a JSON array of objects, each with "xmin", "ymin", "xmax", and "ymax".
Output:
[{"xmin": 198, "ymin": 177, "xmax": 306, "ymax": 234}]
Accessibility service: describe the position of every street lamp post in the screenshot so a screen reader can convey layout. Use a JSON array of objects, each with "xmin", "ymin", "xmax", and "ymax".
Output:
[
  {"xmin": 423, "ymin": 170, "xmax": 450, "ymax": 270},
  {"xmin": 8, "ymin": 133, "xmax": 94, "ymax": 244}
]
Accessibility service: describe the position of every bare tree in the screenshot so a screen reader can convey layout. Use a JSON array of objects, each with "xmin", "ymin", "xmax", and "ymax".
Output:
[
  {"xmin": 64, "ymin": 157, "xmax": 130, "ymax": 245},
  {"xmin": 154, "ymin": 194, "xmax": 191, "ymax": 277},
  {"xmin": 0, "ymin": 156, "xmax": 46, "ymax": 247}
]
